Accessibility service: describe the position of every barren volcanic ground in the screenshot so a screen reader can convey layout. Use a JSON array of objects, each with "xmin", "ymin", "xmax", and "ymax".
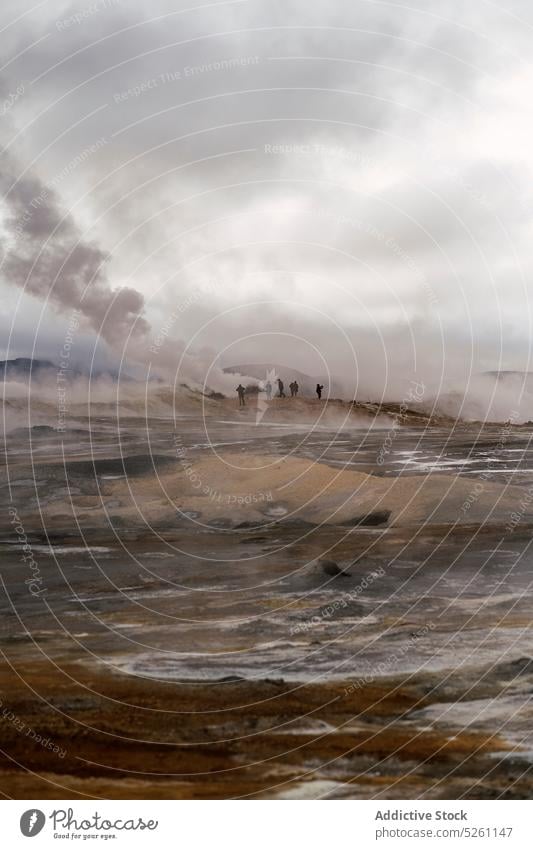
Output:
[{"xmin": 1, "ymin": 401, "xmax": 533, "ymax": 799}]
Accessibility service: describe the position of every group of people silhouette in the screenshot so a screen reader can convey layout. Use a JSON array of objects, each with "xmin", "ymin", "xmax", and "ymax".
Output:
[{"xmin": 236, "ymin": 378, "xmax": 325, "ymax": 406}]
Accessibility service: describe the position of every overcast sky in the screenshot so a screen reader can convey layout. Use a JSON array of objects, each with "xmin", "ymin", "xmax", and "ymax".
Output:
[{"xmin": 1, "ymin": 0, "xmax": 532, "ymax": 399}]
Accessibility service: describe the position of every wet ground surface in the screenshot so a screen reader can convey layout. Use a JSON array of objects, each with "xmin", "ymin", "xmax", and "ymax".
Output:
[
  {"xmin": 6, "ymin": 416, "xmax": 533, "ymax": 482},
  {"xmin": 0, "ymin": 417, "xmax": 533, "ymax": 798}
]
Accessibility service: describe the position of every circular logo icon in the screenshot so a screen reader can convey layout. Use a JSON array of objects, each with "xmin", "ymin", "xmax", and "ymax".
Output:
[{"xmin": 20, "ymin": 810, "xmax": 45, "ymax": 837}]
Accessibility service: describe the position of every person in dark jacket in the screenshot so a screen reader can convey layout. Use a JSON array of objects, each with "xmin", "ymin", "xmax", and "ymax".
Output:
[
  {"xmin": 236, "ymin": 384, "xmax": 246, "ymax": 406},
  {"xmin": 277, "ymin": 378, "xmax": 285, "ymax": 398},
  {"xmin": 316, "ymin": 383, "xmax": 324, "ymax": 400}
]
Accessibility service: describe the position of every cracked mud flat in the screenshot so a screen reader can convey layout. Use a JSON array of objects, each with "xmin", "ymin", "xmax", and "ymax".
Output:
[{"xmin": 1, "ymin": 413, "xmax": 533, "ymax": 799}]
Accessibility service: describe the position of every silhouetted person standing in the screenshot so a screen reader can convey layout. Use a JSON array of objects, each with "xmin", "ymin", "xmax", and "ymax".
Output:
[
  {"xmin": 289, "ymin": 381, "xmax": 295, "ymax": 397},
  {"xmin": 277, "ymin": 378, "xmax": 285, "ymax": 398},
  {"xmin": 265, "ymin": 380, "xmax": 272, "ymax": 400},
  {"xmin": 236, "ymin": 384, "xmax": 246, "ymax": 406},
  {"xmin": 293, "ymin": 381, "xmax": 299, "ymax": 397},
  {"xmin": 316, "ymin": 383, "xmax": 323, "ymax": 400}
]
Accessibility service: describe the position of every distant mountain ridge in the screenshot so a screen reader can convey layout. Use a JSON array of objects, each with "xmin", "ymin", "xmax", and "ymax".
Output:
[
  {"xmin": 484, "ymin": 370, "xmax": 533, "ymax": 381},
  {"xmin": 0, "ymin": 358, "xmax": 130, "ymax": 382}
]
